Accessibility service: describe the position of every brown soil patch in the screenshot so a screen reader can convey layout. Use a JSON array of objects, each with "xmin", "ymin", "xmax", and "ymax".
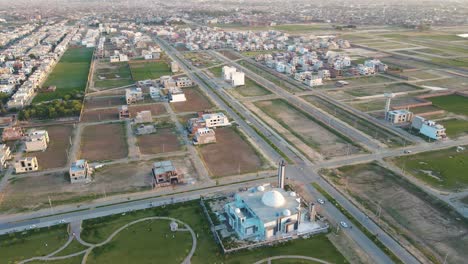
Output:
[
  {"xmin": 128, "ymin": 103, "xmax": 167, "ymax": 117},
  {"xmin": 84, "ymin": 96, "xmax": 124, "ymax": 109},
  {"xmin": 171, "ymin": 87, "xmax": 213, "ymax": 113},
  {"xmin": 81, "ymin": 108, "xmax": 119, "ymax": 123},
  {"xmin": 198, "ymin": 127, "xmax": 263, "ymax": 177},
  {"xmin": 24, "ymin": 125, "xmax": 74, "ymax": 169},
  {"xmin": 137, "ymin": 128, "xmax": 182, "ymax": 155},
  {"xmin": 80, "ymin": 123, "xmax": 128, "ymax": 161}
]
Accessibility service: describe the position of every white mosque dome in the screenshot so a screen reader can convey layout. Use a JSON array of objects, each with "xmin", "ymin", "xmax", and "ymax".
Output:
[
  {"xmin": 283, "ymin": 209, "xmax": 291, "ymax": 216},
  {"xmin": 262, "ymin": 190, "xmax": 286, "ymax": 208},
  {"xmin": 290, "ymin": 192, "xmax": 296, "ymax": 197},
  {"xmin": 235, "ymin": 208, "xmax": 241, "ymax": 214},
  {"xmin": 257, "ymin": 185, "xmax": 265, "ymax": 192}
]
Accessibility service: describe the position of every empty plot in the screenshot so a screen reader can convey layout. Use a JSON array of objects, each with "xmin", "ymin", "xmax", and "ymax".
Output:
[
  {"xmin": 84, "ymin": 96, "xmax": 125, "ymax": 109},
  {"xmin": 171, "ymin": 87, "xmax": 213, "ymax": 113},
  {"xmin": 80, "ymin": 123, "xmax": 128, "ymax": 161},
  {"xmin": 255, "ymin": 99, "xmax": 362, "ymax": 158},
  {"xmin": 419, "ymin": 77, "xmax": 468, "ymax": 90},
  {"xmin": 345, "ymin": 83, "xmax": 421, "ymax": 97},
  {"xmin": 129, "ymin": 61, "xmax": 171, "ymax": 81},
  {"xmin": 81, "ymin": 108, "xmax": 119, "ymax": 123},
  {"xmin": 427, "ymin": 94, "xmax": 468, "ymax": 116},
  {"xmin": 231, "ymin": 77, "xmax": 272, "ymax": 97},
  {"xmin": 390, "ymin": 146, "xmax": 468, "ymax": 191},
  {"xmin": 128, "ymin": 103, "xmax": 167, "ymax": 116},
  {"xmin": 198, "ymin": 127, "xmax": 265, "ymax": 177},
  {"xmin": 321, "ymin": 162, "xmax": 468, "ymax": 264},
  {"xmin": 94, "ymin": 62, "xmax": 133, "ymax": 89},
  {"xmin": 137, "ymin": 128, "xmax": 182, "ymax": 155},
  {"xmin": 24, "ymin": 125, "xmax": 74, "ymax": 169},
  {"xmin": 438, "ymin": 119, "xmax": 468, "ymax": 138}
]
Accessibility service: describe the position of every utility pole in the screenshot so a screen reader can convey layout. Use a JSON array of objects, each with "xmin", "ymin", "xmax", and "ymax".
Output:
[{"xmin": 48, "ymin": 196, "xmax": 54, "ymax": 214}]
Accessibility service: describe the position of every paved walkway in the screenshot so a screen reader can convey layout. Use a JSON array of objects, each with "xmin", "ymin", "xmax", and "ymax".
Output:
[
  {"xmin": 20, "ymin": 217, "xmax": 197, "ymax": 264},
  {"xmin": 253, "ymin": 255, "xmax": 332, "ymax": 264}
]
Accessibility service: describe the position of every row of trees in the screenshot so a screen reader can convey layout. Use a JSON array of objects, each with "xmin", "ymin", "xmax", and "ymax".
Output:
[{"xmin": 18, "ymin": 99, "xmax": 82, "ymax": 120}]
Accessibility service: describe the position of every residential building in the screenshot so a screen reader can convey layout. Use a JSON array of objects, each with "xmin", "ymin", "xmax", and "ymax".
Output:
[
  {"xmin": 125, "ymin": 88, "xmax": 144, "ymax": 104},
  {"xmin": 193, "ymin": 128, "xmax": 216, "ymax": 145},
  {"xmin": 171, "ymin": 61, "xmax": 180, "ymax": 73},
  {"xmin": 69, "ymin": 159, "xmax": 92, "ymax": 184},
  {"xmin": 152, "ymin": 160, "xmax": 182, "ymax": 186},
  {"xmin": 15, "ymin": 157, "xmax": 39, "ymax": 173},
  {"xmin": 168, "ymin": 87, "xmax": 187, "ymax": 102},
  {"xmin": 386, "ymin": 110, "xmax": 414, "ymax": 124},
  {"xmin": 24, "ymin": 130, "xmax": 49, "ymax": 152},
  {"xmin": 136, "ymin": 124, "xmax": 156, "ymax": 135},
  {"xmin": 134, "ymin": 110, "xmax": 152, "ymax": 124},
  {"xmin": 175, "ymin": 77, "xmax": 194, "ymax": 88},
  {"xmin": 411, "ymin": 116, "xmax": 447, "ymax": 140},
  {"xmin": 222, "ymin": 66, "xmax": 245, "ymax": 86},
  {"xmin": 119, "ymin": 105, "xmax": 130, "ymax": 119},
  {"xmin": 0, "ymin": 144, "xmax": 11, "ymax": 170},
  {"xmin": 2, "ymin": 127, "xmax": 24, "ymax": 141},
  {"xmin": 202, "ymin": 112, "xmax": 230, "ymax": 128},
  {"xmin": 187, "ymin": 117, "xmax": 206, "ymax": 134},
  {"xmin": 149, "ymin": 87, "xmax": 162, "ymax": 100}
]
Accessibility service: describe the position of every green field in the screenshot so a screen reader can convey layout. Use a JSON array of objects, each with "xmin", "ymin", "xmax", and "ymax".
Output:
[
  {"xmin": 392, "ymin": 146, "xmax": 468, "ymax": 191},
  {"xmin": 427, "ymin": 94, "xmax": 468, "ymax": 116},
  {"xmin": 80, "ymin": 201, "xmax": 347, "ymax": 264},
  {"xmin": 234, "ymin": 77, "xmax": 272, "ymax": 97},
  {"xmin": 0, "ymin": 225, "xmax": 69, "ymax": 263},
  {"xmin": 33, "ymin": 47, "xmax": 94, "ymax": 102},
  {"xmin": 438, "ymin": 119, "xmax": 468, "ymax": 138},
  {"xmin": 129, "ymin": 61, "xmax": 171, "ymax": 81},
  {"xmin": 207, "ymin": 65, "xmax": 223, "ymax": 76},
  {"xmin": 94, "ymin": 62, "xmax": 133, "ymax": 89}
]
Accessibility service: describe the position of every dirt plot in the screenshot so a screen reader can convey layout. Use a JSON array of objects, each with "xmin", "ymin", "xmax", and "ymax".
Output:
[
  {"xmin": 0, "ymin": 157, "xmax": 195, "ymax": 213},
  {"xmin": 198, "ymin": 127, "xmax": 265, "ymax": 177},
  {"xmin": 84, "ymin": 96, "xmax": 125, "ymax": 109},
  {"xmin": 129, "ymin": 103, "xmax": 167, "ymax": 117},
  {"xmin": 255, "ymin": 99, "xmax": 361, "ymax": 159},
  {"xmin": 24, "ymin": 125, "xmax": 74, "ymax": 170},
  {"xmin": 322, "ymin": 163, "xmax": 468, "ymax": 264},
  {"xmin": 137, "ymin": 128, "xmax": 182, "ymax": 155},
  {"xmin": 171, "ymin": 87, "xmax": 214, "ymax": 113},
  {"xmin": 81, "ymin": 108, "xmax": 119, "ymax": 123},
  {"xmin": 80, "ymin": 123, "xmax": 128, "ymax": 161}
]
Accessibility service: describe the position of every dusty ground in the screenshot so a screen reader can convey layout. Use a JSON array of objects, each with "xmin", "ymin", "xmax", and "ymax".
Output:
[
  {"xmin": 137, "ymin": 128, "xmax": 182, "ymax": 155},
  {"xmin": 81, "ymin": 108, "xmax": 119, "ymax": 123},
  {"xmin": 80, "ymin": 123, "xmax": 128, "ymax": 161},
  {"xmin": 0, "ymin": 157, "xmax": 195, "ymax": 213},
  {"xmin": 24, "ymin": 125, "xmax": 75, "ymax": 170},
  {"xmin": 128, "ymin": 103, "xmax": 167, "ymax": 117},
  {"xmin": 171, "ymin": 87, "xmax": 214, "ymax": 113},
  {"xmin": 325, "ymin": 163, "xmax": 468, "ymax": 264},
  {"xmin": 197, "ymin": 127, "xmax": 265, "ymax": 177},
  {"xmin": 84, "ymin": 96, "xmax": 125, "ymax": 109},
  {"xmin": 255, "ymin": 99, "xmax": 361, "ymax": 159}
]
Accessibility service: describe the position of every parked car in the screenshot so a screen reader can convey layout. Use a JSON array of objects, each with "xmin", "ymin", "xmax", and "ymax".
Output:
[
  {"xmin": 317, "ymin": 199, "xmax": 325, "ymax": 204},
  {"xmin": 340, "ymin": 221, "xmax": 349, "ymax": 228}
]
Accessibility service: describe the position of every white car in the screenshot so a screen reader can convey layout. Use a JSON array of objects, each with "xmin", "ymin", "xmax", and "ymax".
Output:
[
  {"xmin": 317, "ymin": 199, "xmax": 325, "ymax": 204},
  {"xmin": 340, "ymin": 221, "xmax": 349, "ymax": 228}
]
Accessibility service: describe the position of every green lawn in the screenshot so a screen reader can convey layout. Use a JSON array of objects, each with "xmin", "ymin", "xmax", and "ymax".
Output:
[
  {"xmin": 207, "ymin": 65, "xmax": 223, "ymax": 76},
  {"xmin": 392, "ymin": 146, "xmax": 468, "ymax": 191},
  {"xmin": 129, "ymin": 61, "xmax": 172, "ymax": 81},
  {"xmin": 28, "ymin": 255, "xmax": 84, "ymax": 264},
  {"xmin": 427, "ymin": 94, "xmax": 468, "ymax": 116},
  {"xmin": 0, "ymin": 225, "xmax": 69, "ymax": 263},
  {"xmin": 94, "ymin": 79, "xmax": 134, "ymax": 89},
  {"xmin": 54, "ymin": 238, "xmax": 88, "ymax": 256},
  {"xmin": 234, "ymin": 77, "xmax": 272, "ymax": 97},
  {"xmin": 87, "ymin": 219, "xmax": 192, "ymax": 264},
  {"xmin": 438, "ymin": 119, "xmax": 468, "ymax": 138},
  {"xmin": 81, "ymin": 201, "xmax": 347, "ymax": 264},
  {"xmin": 33, "ymin": 47, "xmax": 93, "ymax": 102}
]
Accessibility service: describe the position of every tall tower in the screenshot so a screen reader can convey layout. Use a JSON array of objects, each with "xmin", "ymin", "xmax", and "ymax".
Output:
[
  {"xmin": 278, "ymin": 160, "xmax": 286, "ymax": 189},
  {"xmin": 384, "ymin": 93, "xmax": 395, "ymax": 118}
]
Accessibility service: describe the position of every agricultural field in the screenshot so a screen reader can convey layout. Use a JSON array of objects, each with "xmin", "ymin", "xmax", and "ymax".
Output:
[
  {"xmin": 321, "ymin": 162, "xmax": 468, "ymax": 264},
  {"xmin": 80, "ymin": 123, "xmax": 128, "ymax": 161},
  {"xmin": 230, "ymin": 77, "xmax": 272, "ymax": 97},
  {"xmin": 81, "ymin": 108, "xmax": 119, "ymax": 123},
  {"xmin": 197, "ymin": 127, "xmax": 267, "ymax": 177},
  {"xmin": 418, "ymin": 77, "xmax": 468, "ymax": 90},
  {"xmin": 137, "ymin": 128, "xmax": 183, "ymax": 155},
  {"xmin": 401, "ymin": 70, "xmax": 442, "ymax": 80},
  {"xmin": 438, "ymin": 119, "xmax": 468, "ymax": 138},
  {"xmin": 84, "ymin": 96, "xmax": 125, "ymax": 109},
  {"xmin": 426, "ymin": 94, "xmax": 468, "ymax": 116},
  {"xmin": 0, "ymin": 157, "xmax": 195, "ymax": 213},
  {"xmin": 170, "ymin": 87, "xmax": 214, "ymax": 113},
  {"xmin": 80, "ymin": 201, "xmax": 346, "ymax": 264},
  {"xmin": 129, "ymin": 60, "xmax": 171, "ymax": 81},
  {"xmin": 183, "ymin": 52, "xmax": 220, "ymax": 68},
  {"xmin": 24, "ymin": 125, "xmax": 74, "ymax": 169},
  {"xmin": 342, "ymin": 75, "xmax": 395, "ymax": 86},
  {"xmin": 254, "ymin": 99, "xmax": 362, "ymax": 159},
  {"xmin": 34, "ymin": 47, "xmax": 94, "ymax": 102},
  {"xmin": 93, "ymin": 62, "xmax": 133, "ymax": 90},
  {"xmin": 389, "ymin": 146, "xmax": 468, "ymax": 191}
]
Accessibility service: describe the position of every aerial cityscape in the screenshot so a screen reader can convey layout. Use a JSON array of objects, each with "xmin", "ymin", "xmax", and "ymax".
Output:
[{"xmin": 0, "ymin": 0, "xmax": 467, "ymax": 263}]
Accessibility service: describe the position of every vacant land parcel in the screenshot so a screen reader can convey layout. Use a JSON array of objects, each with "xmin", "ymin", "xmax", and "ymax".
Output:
[
  {"xmin": 254, "ymin": 99, "xmax": 362, "ymax": 159},
  {"xmin": 94, "ymin": 61, "xmax": 133, "ymax": 89},
  {"xmin": 198, "ymin": 127, "xmax": 266, "ymax": 177},
  {"xmin": 427, "ymin": 94, "xmax": 468, "ymax": 116},
  {"xmin": 129, "ymin": 60, "xmax": 171, "ymax": 81},
  {"xmin": 137, "ymin": 128, "xmax": 182, "ymax": 155},
  {"xmin": 34, "ymin": 47, "xmax": 93, "ymax": 102},
  {"xmin": 321, "ymin": 162, "xmax": 468, "ymax": 264},
  {"xmin": 390, "ymin": 146, "xmax": 468, "ymax": 191},
  {"xmin": 80, "ymin": 123, "xmax": 128, "ymax": 161},
  {"xmin": 24, "ymin": 125, "xmax": 74, "ymax": 169},
  {"xmin": 170, "ymin": 87, "xmax": 214, "ymax": 113},
  {"xmin": 230, "ymin": 77, "xmax": 272, "ymax": 97}
]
